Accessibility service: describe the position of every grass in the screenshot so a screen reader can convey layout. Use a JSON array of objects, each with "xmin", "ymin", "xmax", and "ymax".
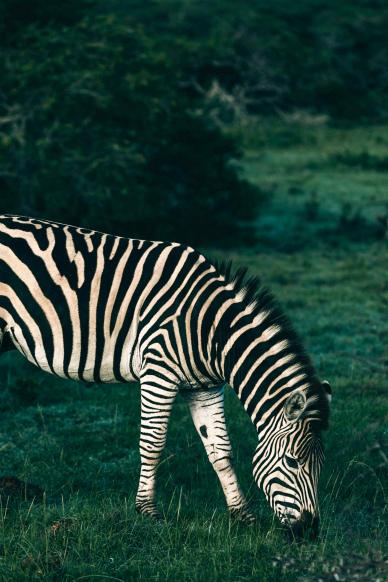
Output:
[
  {"xmin": 239, "ymin": 122, "xmax": 388, "ymax": 250},
  {"xmin": 0, "ymin": 123, "xmax": 387, "ymax": 580}
]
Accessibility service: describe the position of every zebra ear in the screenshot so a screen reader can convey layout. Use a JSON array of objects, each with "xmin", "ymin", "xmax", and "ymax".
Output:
[
  {"xmin": 322, "ymin": 380, "xmax": 332, "ymax": 404},
  {"xmin": 284, "ymin": 390, "xmax": 307, "ymax": 422}
]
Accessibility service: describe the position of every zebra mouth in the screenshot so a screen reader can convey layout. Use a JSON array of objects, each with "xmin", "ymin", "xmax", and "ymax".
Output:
[
  {"xmin": 278, "ymin": 507, "xmax": 300, "ymax": 526},
  {"xmin": 280, "ymin": 510, "xmax": 319, "ymax": 541}
]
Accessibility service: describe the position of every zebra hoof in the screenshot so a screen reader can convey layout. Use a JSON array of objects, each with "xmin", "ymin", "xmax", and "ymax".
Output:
[
  {"xmin": 135, "ymin": 500, "xmax": 163, "ymax": 521},
  {"xmin": 230, "ymin": 507, "xmax": 257, "ymax": 525}
]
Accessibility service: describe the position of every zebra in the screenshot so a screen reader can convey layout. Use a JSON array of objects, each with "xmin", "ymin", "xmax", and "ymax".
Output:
[{"xmin": 0, "ymin": 214, "xmax": 331, "ymax": 537}]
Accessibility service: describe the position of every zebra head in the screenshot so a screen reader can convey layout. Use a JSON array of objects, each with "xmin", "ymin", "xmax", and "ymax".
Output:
[{"xmin": 252, "ymin": 380, "xmax": 332, "ymax": 539}]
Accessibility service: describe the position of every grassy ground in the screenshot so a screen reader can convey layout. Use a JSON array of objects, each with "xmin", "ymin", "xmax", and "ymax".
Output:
[{"xmin": 0, "ymin": 124, "xmax": 387, "ymax": 580}]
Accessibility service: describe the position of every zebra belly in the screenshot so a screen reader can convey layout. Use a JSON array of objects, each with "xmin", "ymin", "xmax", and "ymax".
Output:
[{"xmin": 6, "ymin": 321, "xmax": 140, "ymax": 384}]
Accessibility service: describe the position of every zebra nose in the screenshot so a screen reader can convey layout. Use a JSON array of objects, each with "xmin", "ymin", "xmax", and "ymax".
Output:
[{"xmin": 289, "ymin": 511, "xmax": 319, "ymax": 541}]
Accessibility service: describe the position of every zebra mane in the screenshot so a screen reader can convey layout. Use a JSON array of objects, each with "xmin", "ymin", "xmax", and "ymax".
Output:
[{"xmin": 212, "ymin": 259, "xmax": 330, "ymax": 430}]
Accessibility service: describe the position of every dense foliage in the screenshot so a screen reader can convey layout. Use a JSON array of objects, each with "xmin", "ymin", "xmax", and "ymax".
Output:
[
  {"xmin": 0, "ymin": 8, "xmax": 256, "ymax": 244},
  {"xmin": 100, "ymin": 0, "xmax": 388, "ymax": 122},
  {"xmin": 1, "ymin": 0, "xmax": 387, "ymax": 243}
]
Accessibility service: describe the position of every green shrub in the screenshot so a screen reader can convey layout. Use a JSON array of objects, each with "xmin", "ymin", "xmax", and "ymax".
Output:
[
  {"xmin": 330, "ymin": 151, "xmax": 388, "ymax": 171},
  {"xmin": 137, "ymin": 0, "xmax": 388, "ymax": 122},
  {"xmin": 0, "ymin": 15, "xmax": 258, "ymax": 245}
]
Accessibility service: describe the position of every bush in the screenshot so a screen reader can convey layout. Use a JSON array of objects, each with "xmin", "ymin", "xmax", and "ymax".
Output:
[
  {"xmin": 0, "ymin": 14, "xmax": 258, "ymax": 245},
  {"xmin": 330, "ymin": 151, "xmax": 388, "ymax": 171},
  {"xmin": 129, "ymin": 0, "xmax": 388, "ymax": 123}
]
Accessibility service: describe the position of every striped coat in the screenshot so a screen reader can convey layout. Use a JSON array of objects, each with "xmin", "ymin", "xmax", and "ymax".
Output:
[{"xmin": 0, "ymin": 215, "xmax": 331, "ymax": 536}]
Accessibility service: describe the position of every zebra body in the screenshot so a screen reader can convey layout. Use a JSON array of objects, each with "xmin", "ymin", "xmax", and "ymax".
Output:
[
  {"xmin": 0, "ymin": 214, "xmax": 331, "ymax": 535},
  {"xmin": 0, "ymin": 216, "xmax": 191, "ymax": 384}
]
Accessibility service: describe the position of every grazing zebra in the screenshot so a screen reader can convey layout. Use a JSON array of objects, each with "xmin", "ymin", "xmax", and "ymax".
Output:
[{"xmin": 0, "ymin": 214, "xmax": 331, "ymax": 537}]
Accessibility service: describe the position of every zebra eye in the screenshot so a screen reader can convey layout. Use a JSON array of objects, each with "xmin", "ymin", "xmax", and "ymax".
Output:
[{"xmin": 285, "ymin": 455, "xmax": 299, "ymax": 469}]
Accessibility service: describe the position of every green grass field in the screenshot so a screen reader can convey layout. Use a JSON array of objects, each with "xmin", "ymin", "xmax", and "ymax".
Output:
[{"xmin": 0, "ymin": 124, "xmax": 387, "ymax": 580}]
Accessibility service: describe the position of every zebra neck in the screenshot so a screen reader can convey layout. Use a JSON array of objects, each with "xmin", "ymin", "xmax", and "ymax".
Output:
[{"xmin": 218, "ymin": 311, "xmax": 311, "ymax": 430}]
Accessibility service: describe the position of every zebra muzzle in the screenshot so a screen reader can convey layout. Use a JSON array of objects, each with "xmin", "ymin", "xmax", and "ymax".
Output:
[{"xmin": 288, "ymin": 510, "xmax": 319, "ymax": 541}]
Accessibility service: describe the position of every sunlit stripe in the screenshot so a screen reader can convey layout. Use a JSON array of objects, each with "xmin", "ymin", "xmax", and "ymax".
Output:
[
  {"xmin": 64, "ymin": 226, "xmax": 85, "ymax": 288},
  {"xmin": 230, "ymin": 338, "xmax": 288, "ymax": 388},
  {"xmin": 99, "ymin": 241, "xmax": 158, "ymax": 381},
  {"xmin": 109, "ymin": 236, "xmax": 120, "ymax": 260},
  {"xmin": 84, "ymin": 234, "xmax": 107, "ymax": 379},
  {"xmin": 220, "ymin": 310, "xmax": 269, "ymax": 372},
  {"xmin": 243, "ymin": 354, "xmax": 296, "ymax": 406},
  {"xmin": 118, "ymin": 245, "xmax": 176, "ymax": 379},
  {"xmin": 0, "ymin": 285, "xmax": 48, "ymax": 368},
  {"xmin": 0, "ymin": 307, "xmax": 35, "ymax": 363},
  {"xmin": 0, "ymin": 241, "xmax": 65, "ymax": 376}
]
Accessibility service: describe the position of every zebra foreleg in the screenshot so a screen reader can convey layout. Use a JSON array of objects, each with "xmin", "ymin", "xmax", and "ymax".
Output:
[
  {"xmin": 135, "ymin": 380, "xmax": 178, "ymax": 520},
  {"xmin": 181, "ymin": 387, "xmax": 256, "ymax": 524}
]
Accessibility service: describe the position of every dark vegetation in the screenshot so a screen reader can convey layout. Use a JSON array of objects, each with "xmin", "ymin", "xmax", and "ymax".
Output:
[
  {"xmin": 1, "ymin": 0, "xmax": 388, "ymax": 243},
  {"xmin": 0, "ymin": 1, "xmax": 258, "ymax": 244},
  {"xmin": 0, "ymin": 0, "xmax": 387, "ymax": 580}
]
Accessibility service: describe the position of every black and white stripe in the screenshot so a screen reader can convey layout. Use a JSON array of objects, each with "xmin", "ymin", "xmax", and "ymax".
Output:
[{"xmin": 0, "ymin": 214, "xmax": 331, "ymax": 531}]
